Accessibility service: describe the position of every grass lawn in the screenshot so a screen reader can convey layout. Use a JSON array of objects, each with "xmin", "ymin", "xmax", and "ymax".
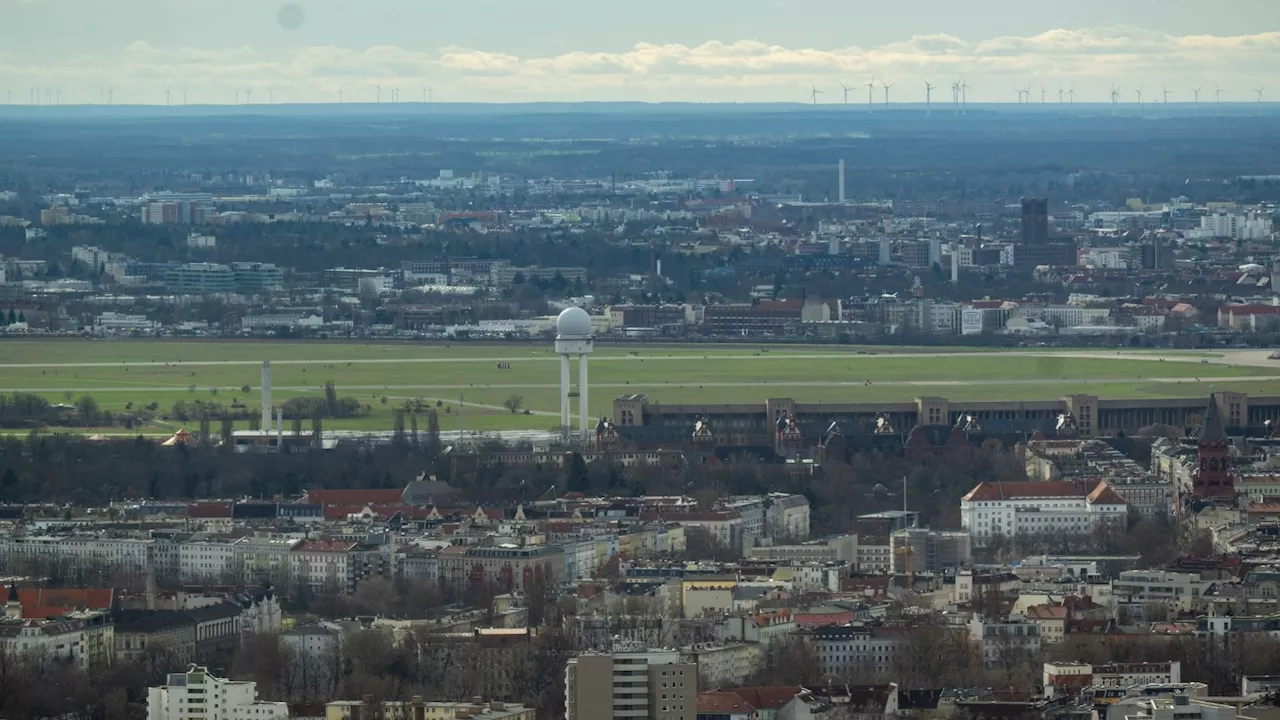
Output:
[{"xmin": 0, "ymin": 339, "xmax": 1275, "ymax": 433}]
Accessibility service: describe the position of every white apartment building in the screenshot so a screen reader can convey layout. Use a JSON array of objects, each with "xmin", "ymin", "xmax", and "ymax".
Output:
[
  {"xmin": 71, "ymin": 245, "xmax": 111, "ymax": 273},
  {"xmin": 1, "ymin": 535, "xmax": 153, "ymax": 575},
  {"xmin": 1112, "ymin": 570, "xmax": 1212, "ymax": 604},
  {"xmin": 857, "ymin": 542, "xmax": 892, "ymax": 573},
  {"xmin": 1198, "ymin": 212, "xmax": 1271, "ymax": 240},
  {"xmin": 767, "ymin": 494, "xmax": 812, "ymax": 540},
  {"xmin": 810, "ymin": 624, "xmax": 907, "ymax": 677},
  {"xmin": 0, "ymin": 617, "xmax": 88, "ymax": 669},
  {"xmin": 232, "ymin": 537, "xmax": 300, "ymax": 585},
  {"xmin": 290, "ymin": 541, "xmax": 355, "ymax": 591},
  {"xmin": 960, "ymin": 481, "xmax": 1128, "ymax": 546},
  {"xmin": 179, "ymin": 539, "xmax": 237, "ymax": 581},
  {"xmin": 147, "ymin": 666, "xmax": 288, "ymax": 720},
  {"xmin": 680, "ymin": 643, "xmax": 763, "ymax": 688},
  {"xmin": 969, "ymin": 616, "xmax": 1042, "ymax": 668}
]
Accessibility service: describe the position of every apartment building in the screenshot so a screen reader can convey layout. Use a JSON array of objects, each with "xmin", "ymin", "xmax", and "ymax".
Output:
[
  {"xmin": 147, "ymin": 665, "xmax": 287, "ymax": 720},
  {"xmin": 809, "ymin": 624, "xmax": 907, "ymax": 677},
  {"xmin": 437, "ymin": 544, "xmax": 564, "ymax": 594},
  {"xmin": 565, "ymin": 649, "xmax": 696, "ymax": 720}
]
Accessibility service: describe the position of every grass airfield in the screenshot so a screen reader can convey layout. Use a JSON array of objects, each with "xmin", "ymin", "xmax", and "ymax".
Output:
[{"xmin": 0, "ymin": 339, "xmax": 1275, "ymax": 435}]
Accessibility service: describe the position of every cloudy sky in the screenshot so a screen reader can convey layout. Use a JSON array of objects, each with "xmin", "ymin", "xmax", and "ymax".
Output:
[{"xmin": 3, "ymin": 0, "xmax": 1280, "ymax": 105}]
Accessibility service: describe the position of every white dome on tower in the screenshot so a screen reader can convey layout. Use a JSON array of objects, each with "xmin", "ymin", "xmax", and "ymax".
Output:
[{"xmin": 556, "ymin": 306, "xmax": 593, "ymax": 337}]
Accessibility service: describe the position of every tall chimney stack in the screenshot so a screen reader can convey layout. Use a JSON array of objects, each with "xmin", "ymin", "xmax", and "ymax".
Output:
[
  {"xmin": 838, "ymin": 159, "xmax": 846, "ymax": 204},
  {"xmin": 951, "ymin": 244, "xmax": 960, "ymax": 285},
  {"xmin": 261, "ymin": 360, "xmax": 272, "ymax": 432}
]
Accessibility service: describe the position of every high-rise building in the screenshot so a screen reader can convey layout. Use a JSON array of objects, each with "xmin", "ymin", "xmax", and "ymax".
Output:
[
  {"xmin": 565, "ymin": 649, "xmax": 696, "ymax": 720},
  {"xmin": 1020, "ymin": 197, "xmax": 1049, "ymax": 244},
  {"xmin": 147, "ymin": 666, "xmax": 288, "ymax": 720}
]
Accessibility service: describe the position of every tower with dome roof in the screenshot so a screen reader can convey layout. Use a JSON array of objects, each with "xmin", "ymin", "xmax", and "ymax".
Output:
[{"xmin": 555, "ymin": 307, "xmax": 594, "ymax": 445}]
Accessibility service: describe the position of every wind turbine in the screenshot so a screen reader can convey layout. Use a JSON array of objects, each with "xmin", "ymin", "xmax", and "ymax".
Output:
[
  {"xmin": 1162, "ymin": 86, "xmax": 1171, "ymax": 104},
  {"xmin": 339, "ymin": 88, "xmax": 344, "ymax": 103},
  {"xmin": 374, "ymin": 82, "xmax": 382, "ymax": 104},
  {"xmin": 1216, "ymin": 84, "xmax": 1225, "ymax": 116},
  {"xmin": 950, "ymin": 80, "xmax": 960, "ymax": 115},
  {"xmin": 1067, "ymin": 86, "xmax": 1076, "ymax": 103},
  {"xmin": 233, "ymin": 88, "xmax": 240, "ymax": 105},
  {"xmin": 960, "ymin": 79, "xmax": 971, "ymax": 114},
  {"xmin": 183, "ymin": 88, "xmax": 188, "ymax": 105},
  {"xmin": 865, "ymin": 79, "xmax": 875, "ymax": 112},
  {"xmin": 881, "ymin": 80, "xmax": 894, "ymax": 108},
  {"xmin": 1191, "ymin": 86, "xmax": 1202, "ymax": 116},
  {"xmin": 923, "ymin": 80, "xmax": 935, "ymax": 115},
  {"xmin": 244, "ymin": 89, "xmax": 252, "ymax": 104},
  {"xmin": 808, "ymin": 83, "xmax": 824, "ymax": 105},
  {"xmin": 1040, "ymin": 85, "xmax": 1046, "ymax": 104},
  {"xmin": 165, "ymin": 87, "xmax": 171, "ymax": 106},
  {"xmin": 840, "ymin": 83, "xmax": 852, "ymax": 105},
  {"xmin": 1255, "ymin": 86, "xmax": 1265, "ymax": 116},
  {"xmin": 427, "ymin": 87, "xmax": 434, "ymax": 103},
  {"xmin": 1109, "ymin": 86, "xmax": 1121, "ymax": 115},
  {"xmin": 1013, "ymin": 86, "xmax": 1023, "ymax": 104},
  {"xmin": 1134, "ymin": 86, "xmax": 1143, "ymax": 115},
  {"xmin": 422, "ymin": 87, "xmax": 429, "ymax": 103},
  {"xmin": 1058, "ymin": 87, "xmax": 1065, "ymax": 104}
]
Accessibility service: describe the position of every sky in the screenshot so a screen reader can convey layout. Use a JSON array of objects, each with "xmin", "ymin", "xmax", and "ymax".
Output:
[{"xmin": 3, "ymin": 0, "xmax": 1280, "ymax": 105}]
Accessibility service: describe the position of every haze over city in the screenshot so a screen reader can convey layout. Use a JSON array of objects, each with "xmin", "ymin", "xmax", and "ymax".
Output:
[
  {"xmin": 9, "ymin": 2, "xmax": 1280, "ymax": 720},
  {"xmin": 4, "ymin": 0, "xmax": 1280, "ymax": 103}
]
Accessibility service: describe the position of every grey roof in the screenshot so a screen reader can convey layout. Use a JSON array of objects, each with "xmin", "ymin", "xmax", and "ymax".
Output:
[
  {"xmin": 771, "ymin": 495, "xmax": 809, "ymax": 510},
  {"xmin": 1201, "ymin": 393, "xmax": 1227, "ymax": 444},
  {"xmin": 402, "ymin": 479, "xmax": 458, "ymax": 506}
]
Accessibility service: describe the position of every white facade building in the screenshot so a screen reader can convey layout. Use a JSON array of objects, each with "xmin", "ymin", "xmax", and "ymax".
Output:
[
  {"xmin": 179, "ymin": 539, "xmax": 237, "ymax": 581},
  {"xmin": 147, "ymin": 666, "xmax": 288, "ymax": 720},
  {"xmin": 960, "ymin": 481, "xmax": 1128, "ymax": 546}
]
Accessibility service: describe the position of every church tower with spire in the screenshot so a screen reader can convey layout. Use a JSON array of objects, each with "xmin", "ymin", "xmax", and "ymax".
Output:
[{"xmin": 1194, "ymin": 393, "xmax": 1234, "ymax": 499}]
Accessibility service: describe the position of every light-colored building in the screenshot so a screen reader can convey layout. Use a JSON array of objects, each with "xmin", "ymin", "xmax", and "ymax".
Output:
[
  {"xmin": 94, "ymin": 311, "xmax": 157, "ymax": 333},
  {"xmin": 565, "ymin": 648, "xmax": 696, "ymax": 720},
  {"xmin": 147, "ymin": 665, "xmax": 288, "ymax": 720},
  {"xmin": 325, "ymin": 699, "xmax": 534, "ymax": 720},
  {"xmin": 437, "ymin": 544, "xmax": 564, "ymax": 594},
  {"xmin": 969, "ymin": 616, "xmax": 1041, "ymax": 668},
  {"xmin": 179, "ymin": 538, "xmax": 238, "ymax": 581},
  {"xmin": 809, "ymin": 624, "xmax": 908, "ymax": 678},
  {"xmin": 680, "ymin": 642, "xmax": 763, "ymax": 689},
  {"xmin": 960, "ymin": 480, "xmax": 1128, "ymax": 546}
]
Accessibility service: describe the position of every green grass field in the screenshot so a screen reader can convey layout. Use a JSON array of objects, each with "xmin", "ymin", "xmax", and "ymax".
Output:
[{"xmin": 0, "ymin": 339, "xmax": 1275, "ymax": 434}]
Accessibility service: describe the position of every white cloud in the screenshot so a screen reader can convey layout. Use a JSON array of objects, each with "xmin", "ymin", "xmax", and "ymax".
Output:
[{"xmin": 4, "ymin": 26, "xmax": 1280, "ymax": 103}]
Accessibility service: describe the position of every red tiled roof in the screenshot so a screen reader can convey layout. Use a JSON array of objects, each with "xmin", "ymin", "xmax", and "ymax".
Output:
[
  {"xmin": 17, "ymin": 588, "xmax": 114, "ymax": 618},
  {"xmin": 962, "ymin": 481, "xmax": 1100, "ymax": 502},
  {"xmin": 1086, "ymin": 482, "xmax": 1127, "ymax": 505},
  {"xmin": 187, "ymin": 502, "xmax": 233, "ymax": 518},
  {"xmin": 304, "ymin": 489, "xmax": 404, "ymax": 505},
  {"xmin": 728, "ymin": 686, "xmax": 802, "ymax": 710},
  {"xmin": 1026, "ymin": 604, "xmax": 1069, "ymax": 620},
  {"xmin": 697, "ymin": 692, "xmax": 757, "ymax": 714}
]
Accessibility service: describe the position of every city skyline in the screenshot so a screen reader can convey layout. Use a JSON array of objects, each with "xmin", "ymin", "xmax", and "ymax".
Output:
[{"xmin": 3, "ymin": 0, "xmax": 1280, "ymax": 104}]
